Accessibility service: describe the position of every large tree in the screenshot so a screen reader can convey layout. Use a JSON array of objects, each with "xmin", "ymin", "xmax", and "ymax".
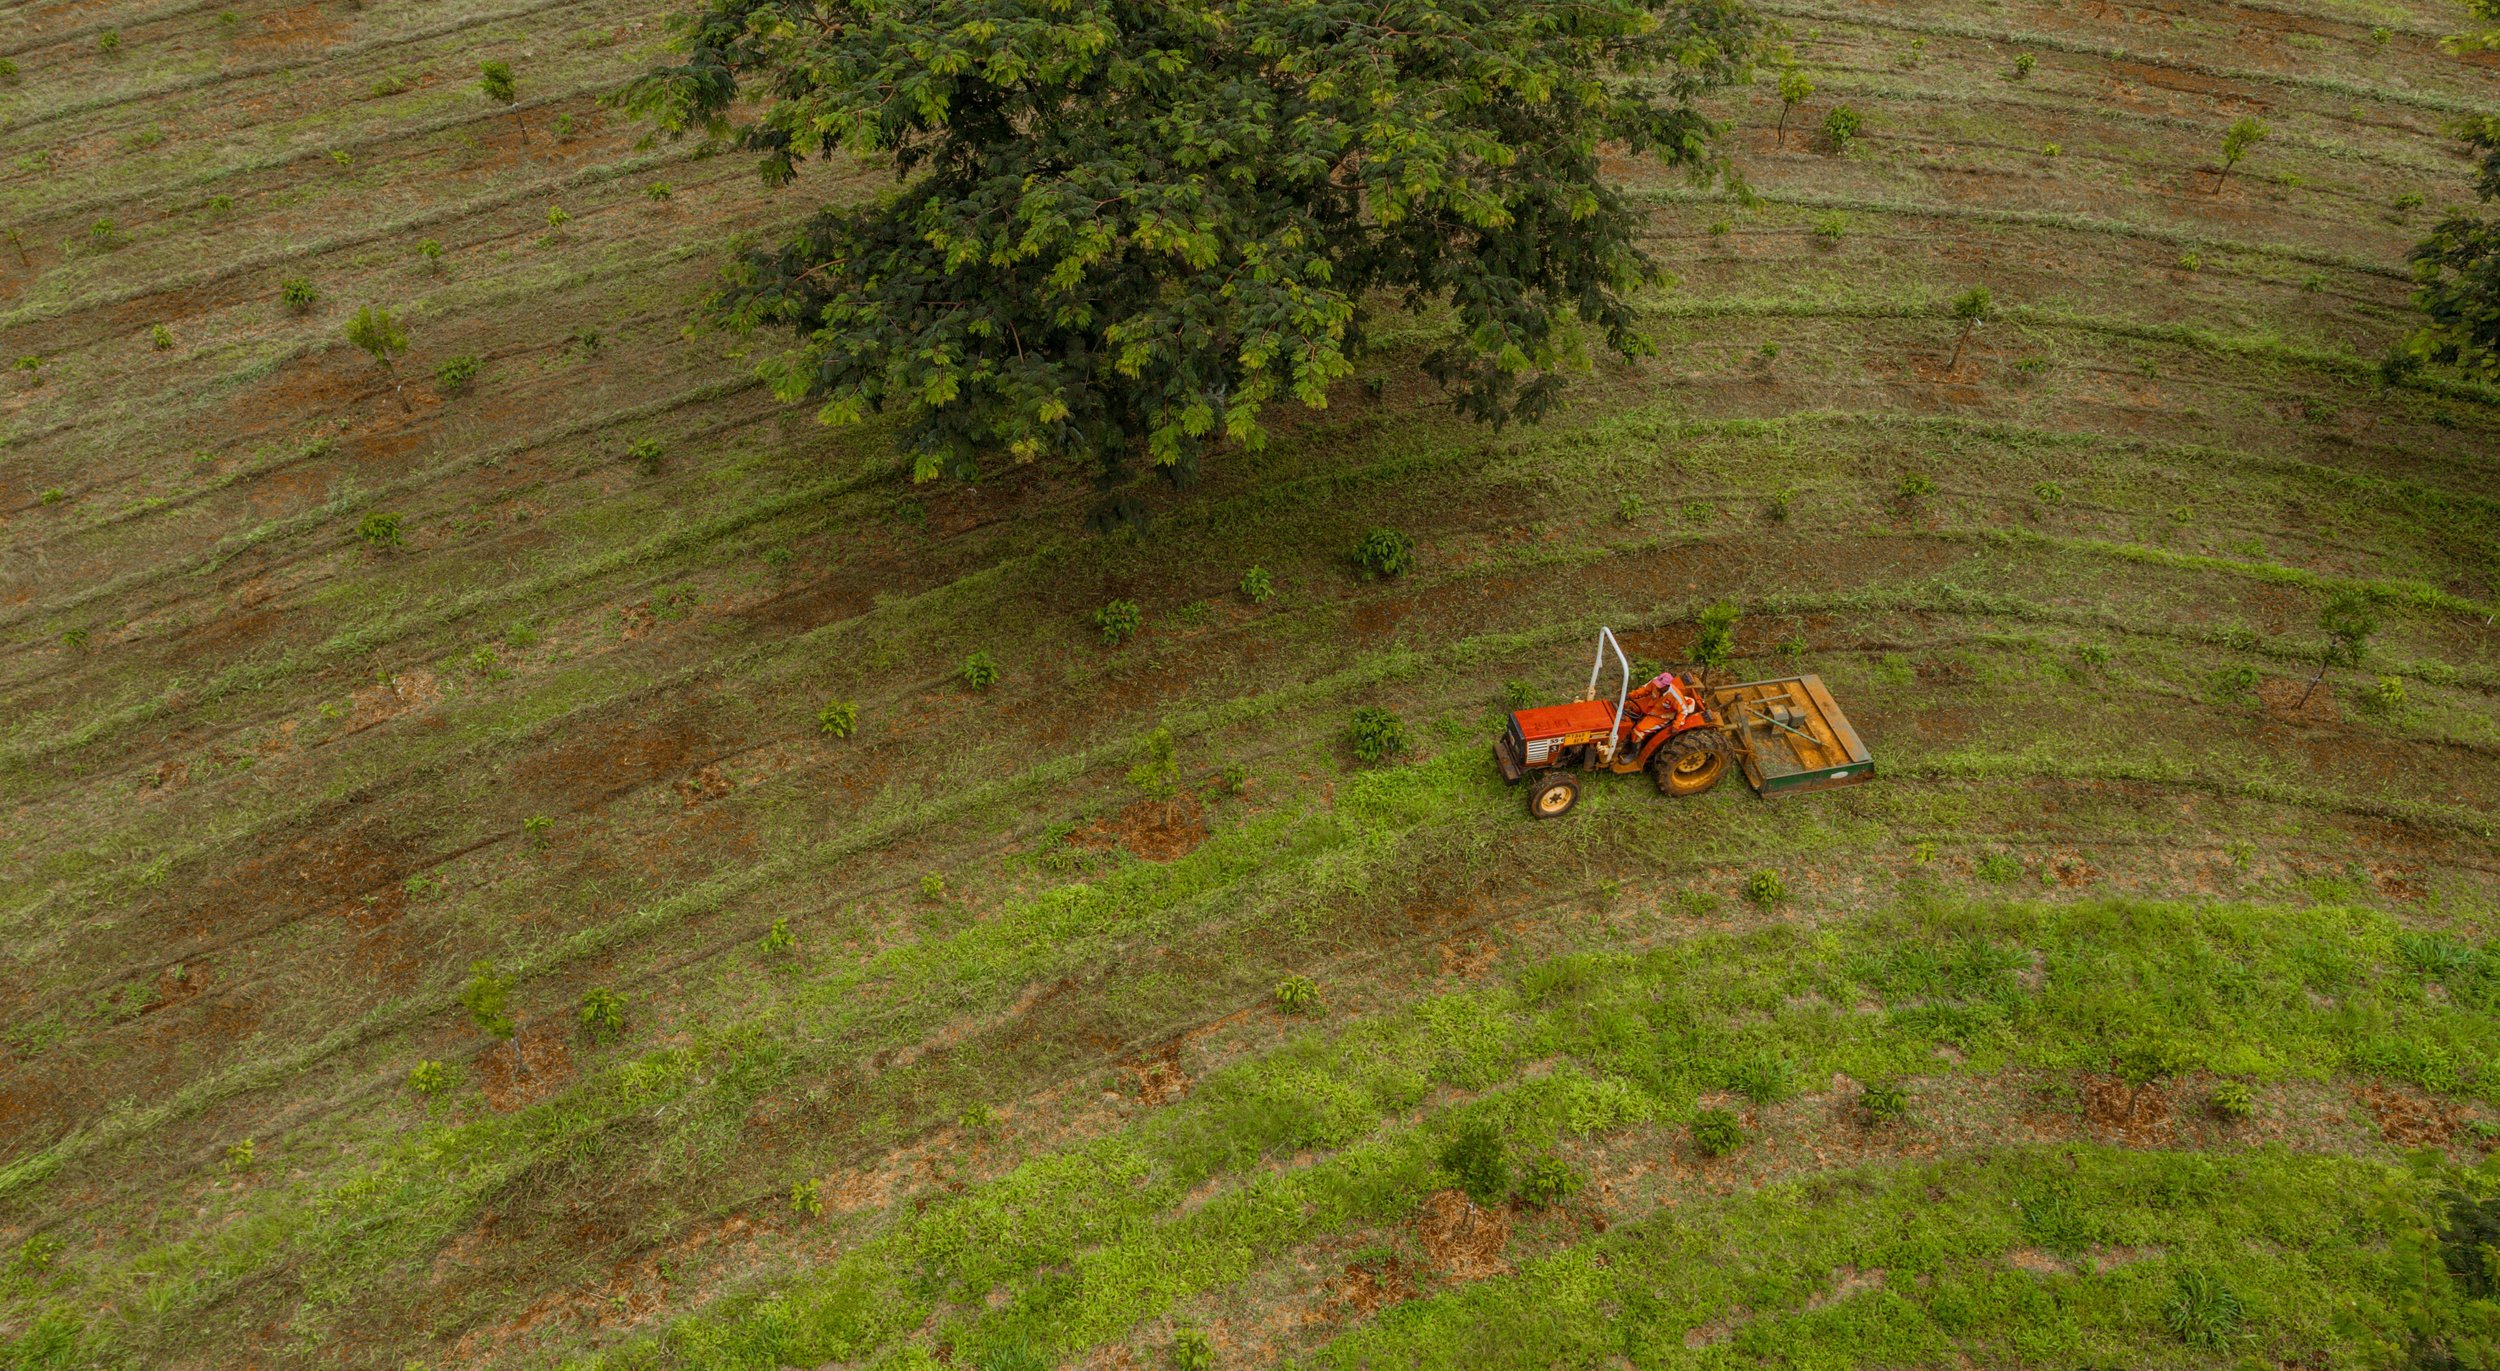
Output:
[
  {"xmin": 2406, "ymin": 113, "xmax": 2500, "ymax": 382},
  {"xmin": 623, "ymin": 0, "xmax": 1763, "ymax": 484}
]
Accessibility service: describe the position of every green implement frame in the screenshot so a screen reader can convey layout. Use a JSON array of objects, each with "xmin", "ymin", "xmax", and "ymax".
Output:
[{"xmin": 1707, "ymin": 674, "xmax": 1876, "ymax": 796}]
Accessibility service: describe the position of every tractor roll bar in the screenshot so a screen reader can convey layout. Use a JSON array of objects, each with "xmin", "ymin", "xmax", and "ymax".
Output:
[{"xmin": 1588, "ymin": 626, "xmax": 1630, "ymax": 761}]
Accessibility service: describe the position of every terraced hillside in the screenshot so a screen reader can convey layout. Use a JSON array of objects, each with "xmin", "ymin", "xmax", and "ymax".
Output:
[{"xmin": 4, "ymin": 0, "xmax": 2500, "ymax": 1364}]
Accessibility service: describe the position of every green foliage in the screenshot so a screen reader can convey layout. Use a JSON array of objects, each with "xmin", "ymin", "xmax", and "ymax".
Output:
[
  {"xmin": 2012, "ymin": 51, "xmax": 2037, "ymax": 79},
  {"xmin": 2441, "ymin": 1192, "xmax": 2500, "ymax": 1300},
  {"xmin": 1693, "ymin": 602, "xmax": 1740, "ymax": 667},
  {"xmin": 1095, "ymin": 598, "xmax": 1143, "ymax": 646},
  {"xmin": 1950, "ymin": 285, "xmax": 1992, "ymax": 324},
  {"xmin": 2363, "ymin": 674, "xmax": 2407, "ymax": 712},
  {"xmin": 345, "ymin": 304, "xmax": 409, "ymax": 373},
  {"xmin": 1351, "ymin": 528, "xmax": 1417, "ymax": 578},
  {"xmin": 0, "ymin": 58, "xmax": 16, "ymax": 82},
  {"xmin": 760, "ymin": 916, "xmax": 796, "ymax": 955},
  {"xmin": 623, "ymin": 0, "xmax": 1762, "ymax": 483},
  {"xmin": 225, "ymin": 1138, "xmax": 256, "ymax": 1170},
  {"xmin": 1438, "ymin": 1121, "xmax": 1511, "ymax": 1205},
  {"xmin": 627, "ymin": 436, "xmax": 665, "ymax": 472},
  {"xmin": 1823, "ymin": 104, "xmax": 1863, "ymax": 152},
  {"xmin": 792, "ymin": 1177, "xmax": 825, "ymax": 1218},
  {"xmin": 355, "ymin": 511, "xmax": 403, "ymax": 550},
  {"xmin": 1347, "ymin": 706, "xmax": 1408, "ymax": 764},
  {"xmin": 816, "ymin": 699, "xmax": 858, "ymax": 739},
  {"xmin": 436, "ymin": 354, "xmax": 482, "ymax": 394},
  {"xmin": 579, "ymin": 988, "xmax": 626, "ymax": 1044},
  {"xmin": 522, "ymin": 813, "xmax": 552, "ymax": 846},
  {"xmin": 921, "ymin": 872, "xmax": 948, "ymax": 900},
  {"xmin": 1126, "ymin": 726, "xmax": 1180, "ymax": 823},
  {"xmin": 1238, "ymin": 566, "xmax": 1274, "ymax": 603},
  {"xmin": 1742, "ymin": 869, "xmax": 1785, "ymax": 907},
  {"xmin": 2218, "ymin": 116, "xmax": 2269, "ymax": 186},
  {"xmin": 279, "ymin": 276, "xmax": 318, "ymax": 312},
  {"xmin": 1975, "ymin": 852, "xmax": 2023, "ymax": 884},
  {"xmin": 1272, "ymin": 974, "xmax": 1320, "ymax": 1015},
  {"xmin": 1170, "ymin": 1328, "xmax": 1216, "ymax": 1371},
  {"xmin": 1810, "ymin": 210, "xmax": 1848, "ymax": 243},
  {"xmin": 1726, "ymin": 1047, "xmax": 1791, "ymax": 1103},
  {"xmin": 149, "ymin": 323, "xmax": 174, "ymax": 350},
  {"xmin": 1858, "ymin": 1081, "xmax": 1909, "ymax": 1124},
  {"xmin": 2405, "ymin": 116, "xmax": 2500, "ymax": 379},
  {"xmin": 2032, "ymin": 480, "xmax": 2065, "ymax": 504},
  {"xmin": 460, "ymin": 961, "xmax": 515, "ymax": 1040},
  {"xmin": 1774, "ymin": 67, "xmax": 1814, "ymax": 147},
  {"xmin": 545, "ymin": 205, "xmax": 571, "ymax": 231},
  {"xmin": 1689, "ymin": 1107, "xmax": 1744, "ymax": 1157},
  {"xmin": 2162, "ymin": 1268, "xmax": 2245, "ymax": 1347},
  {"xmin": 1896, "ymin": 472, "xmax": 1936, "ymax": 500},
  {"xmin": 478, "ymin": 59, "xmax": 517, "ymax": 104},
  {"xmin": 407, "ymin": 1060, "xmax": 458, "ymax": 1097},
  {"xmin": 1501, "ymin": 679, "xmax": 1536, "ymax": 710},
  {"xmin": 2209, "ymin": 1080, "xmax": 2254, "ymax": 1121},
  {"xmin": 961, "ymin": 651, "xmax": 1001, "ymax": 691},
  {"xmin": 1517, "ymin": 1155, "xmax": 1584, "ymax": 1207},
  {"xmin": 647, "ymin": 181, "xmax": 674, "ymax": 201},
  {"xmin": 87, "ymin": 218, "xmax": 125, "ymax": 251},
  {"xmin": 98, "ymin": 29, "xmax": 121, "ymax": 52}
]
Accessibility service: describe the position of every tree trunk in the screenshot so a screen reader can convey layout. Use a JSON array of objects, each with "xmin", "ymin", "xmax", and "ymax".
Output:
[
  {"xmin": 6, "ymin": 233, "xmax": 26, "ymax": 268},
  {"xmin": 1947, "ymin": 322, "xmax": 1973, "ymax": 374},
  {"xmin": 2295, "ymin": 658, "xmax": 2328, "ymax": 711},
  {"xmin": 511, "ymin": 108, "xmax": 530, "ymax": 147},
  {"xmin": 2213, "ymin": 161, "xmax": 2231, "ymax": 193},
  {"xmin": 1775, "ymin": 106, "xmax": 1788, "ymax": 149}
]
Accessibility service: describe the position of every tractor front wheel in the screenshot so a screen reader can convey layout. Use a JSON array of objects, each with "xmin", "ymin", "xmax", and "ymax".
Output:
[
  {"xmin": 1527, "ymin": 771, "xmax": 1581, "ymax": 819},
  {"xmin": 1652, "ymin": 732, "xmax": 1730, "ymax": 797}
]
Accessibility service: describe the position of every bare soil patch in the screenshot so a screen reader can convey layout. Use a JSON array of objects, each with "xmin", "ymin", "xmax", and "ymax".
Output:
[
  {"xmin": 1413, "ymin": 1189, "xmax": 1510, "ymax": 1281},
  {"xmin": 2258, "ymin": 676, "xmax": 2339, "ymax": 725},
  {"xmin": 2355, "ymin": 1081, "xmax": 2460, "ymax": 1148},
  {"xmin": 475, "ymin": 1025, "xmax": 576, "ymax": 1112},
  {"xmin": 1073, "ymin": 795, "xmax": 1207, "ymax": 862}
]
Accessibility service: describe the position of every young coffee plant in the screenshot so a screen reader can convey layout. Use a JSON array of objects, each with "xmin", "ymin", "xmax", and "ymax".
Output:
[
  {"xmin": 790, "ymin": 1177, "xmax": 825, "ymax": 1218},
  {"xmin": 1438, "ymin": 1121, "xmax": 1512, "ymax": 1206},
  {"xmin": 920, "ymin": 872, "xmax": 948, "ymax": 900},
  {"xmin": 1347, "ymin": 706, "xmax": 1408, "ymax": 764},
  {"xmin": 1351, "ymin": 527, "xmax": 1417, "ymax": 578},
  {"xmin": 415, "ymin": 238, "xmax": 445, "ymax": 267},
  {"xmin": 578, "ymin": 987, "xmax": 626, "ymax": 1044},
  {"xmin": 1947, "ymin": 285, "xmax": 1992, "ymax": 371},
  {"xmin": 1127, "ymin": 725, "xmax": 1181, "ymax": 828},
  {"xmin": 479, "ymin": 59, "xmax": 529, "ymax": 144},
  {"xmin": 1171, "ymin": 1329, "xmax": 1216, "ymax": 1371},
  {"xmin": 2012, "ymin": 51, "xmax": 2037, "ymax": 79},
  {"xmin": 279, "ymin": 276, "xmax": 318, "ymax": 312},
  {"xmin": 760, "ymin": 916, "xmax": 797, "ymax": 955},
  {"xmin": 1858, "ymin": 1081, "xmax": 1909, "ymax": 1125},
  {"xmin": 1743, "ymin": 868, "xmax": 1786, "ymax": 907},
  {"xmin": 2210, "ymin": 1080, "xmax": 2255, "ymax": 1121},
  {"xmin": 1690, "ymin": 1108, "xmax": 1744, "ymax": 1157},
  {"xmin": 1238, "ymin": 566, "xmax": 1274, "ymax": 603},
  {"xmin": 626, "ymin": 436, "xmax": 665, "ymax": 473},
  {"xmin": 1897, "ymin": 472, "xmax": 1936, "ymax": 500},
  {"xmin": 2298, "ymin": 587, "xmax": 2379, "ymax": 710},
  {"xmin": 435, "ymin": 354, "xmax": 482, "ymax": 394},
  {"xmin": 961, "ymin": 650, "xmax": 1001, "ymax": 691},
  {"xmin": 816, "ymin": 698, "xmax": 858, "ymax": 739},
  {"xmin": 356, "ymin": 510, "xmax": 404, "ymax": 550},
  {"xmin": 150, "ymin": 323, "xmax": 174, "ymax": 351},
  {"xmin": 460, "ymin": 961, "xmax": 516, "ymax": 1041},
  {"xmin": 1823, "ymin": 104, "xmax": 1863, "ymax": 153},
  {"xmin": 1272, "ymin": 973, "xmax": 1320, "ymax": 1015},
  {"xmin": 1095, "ymin": 598, "xmax": 1143, "ymax": 646},
  {"xmin": 407, "ymin": 1059, "xmax": 459, "ymax": 1097},
  {"xmin": 1693, "ymin": 602, "xmax": 1740, "ymax": 667},
  {"xmin": 1517, "ymin": 1155, "xmax": 1585, "ymax": 1208}
]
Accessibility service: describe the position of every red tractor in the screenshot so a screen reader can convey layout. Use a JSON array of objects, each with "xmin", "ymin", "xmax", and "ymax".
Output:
[{"xmin": 1493, "ymin": 628, "xmax": 1875, "ymax": 818}]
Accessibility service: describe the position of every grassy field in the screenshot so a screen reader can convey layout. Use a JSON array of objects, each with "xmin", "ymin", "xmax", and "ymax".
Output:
[{"xmin": 3, "ymin": 0, "xmax": 2499, "ymax": 1365}]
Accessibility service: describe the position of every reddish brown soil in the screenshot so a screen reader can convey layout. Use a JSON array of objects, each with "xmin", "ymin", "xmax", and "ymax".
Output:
[
  {"xmin": 2355, "ymin": 1081, "xmax": 2460, "ymax": 1148},
  {"xmin": 2081, "ymin": 1073, "xmax": 2173, "ymax": 1139},
  {"xmin": 2259, "ymin": 676, "xmax": 2340, "ymax": 725},
  {"xmin": 1413, "ymin": 1190, "xmax": 1510, "ymax": 1282},
  {"xmin": 1074, "ymin": 795, "xmax": 1208, "ymax": 862},
  {"xmin": 1321, "ymin": 1255, "xmax": 1417, "ymax": 1320},
  {"xmin": 475, "ymin": 1025, "xmax": 575, "ymax": 1112}
]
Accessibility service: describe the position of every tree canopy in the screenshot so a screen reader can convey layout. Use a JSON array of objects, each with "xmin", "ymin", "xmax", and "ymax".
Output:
[
  {"xmin": 623, "ymin": 0, "xmax": 1764, "ymax": 484},
  {"xmin": 2406, "ymin": 114, "xmax": 2500, "ymax": 381}
]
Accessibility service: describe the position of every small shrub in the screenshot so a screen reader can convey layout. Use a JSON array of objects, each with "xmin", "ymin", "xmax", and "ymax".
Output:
[
  {"xmin": 760, "ymin": 916, "xmax": 796, "ymax": 955},
  {"xmin": 37, "ymin": 488, "xmax": 61, "ymax": 506},
  {"xmin": 1681, "ymin": 499, "xmax": 1712, "ymax": 523},
  {"xmin": 1171, "ymin": 1328, "xmax": 1216, "ymax": 1371},
  {"xmin": 1975, "ymin": 851, "xmax": 2023, "ymax": 883},
  {"xmin": 60, "ymin": 627, "xmax": 89, "ymax": 650},
  {"xmin": 1766, "ymin": 487, "xmax": 1792, "ymax": 521},
  {"xmin": 1693, "ymin": 602, "xmax": 1740, "ymax": 667},
  {"xmin": 1896, "ymin": 472, "xmax": 1935, "ymax": 500},
  {"xmin": 920, "ymin": 872, "xmax": 947, "ymax": 901},
  {"xmin": 1822, "ymin": 104, "xmax": 1863, "ymax": 152},
  {"xmin": 225, "ymin": 1138, "xmax": 256, "ymax": 1170},
  {"xmin": 544, "ymin": 205, "xmax": 570, "ymax": 230},
  {"xmin": 522, "ymin": 813, "xmax": 552, "ymax": 846},
  {"xmin": 216, "ymin": 10, "xmax": 242, "ymax": 31},
  {"xmin": 816, "ymin": 699, "xmax": 857, "ymax": 738},
  {"xmin": 646, "ymin": 182, "xmax": 674, "ymax": 202},
  {"xmin": 328, "ymin": 149, "xmax": 352, "ymax": 168},
  {"xmin": 2210, "ymin": 1080, "xmax": 2255, "ymax": 1121},
  {"xmin": 625, "ymin": 436, "xmax": 665, "ymax": 473},
  {"xmin": 1438, "ymin": 1121, "xmax": 1511, "ymax": 1205},
  {"xmin": 1501, "ymin": 679, "xmax": 1536, "ymax": 710},
  {"xmin": 2076, "ymin": 642, "xmax": 2111, "ymax": 669},
  {"xmin": 1708, "ymin": 218, "xmax": 1731, "ymax": 236},
  {"xmin": 415, "ymin": 238, "xmax": 446, "ymax": 267},
  {"xmin": 435, "ymin": 354, "xmax": 482, "ymax": 394},
  {"xmin": 791, "ymin": 1177, "xmax": 824, "ymax": 1218},
  {"xmin": 407, "ymin": 1059, "xmax": 458, "ymax": 1097},
  {"xmin": 2032, "ymin": 481, "xmax": 2066, "ymax": 505},
  {"xmin": 961, "ymin": 651, "xmax": 1001, "ymax": 690},
  {"xmin": 2012, "ymin": 51, "xmax": 2036, "ymax": 79},
  {"xmin": 579, "ymin": 987, "xmax": 626, "ymax": 1044},
  {"xmin": 1351, "ymin": 527, "xmax": 1416, "ymax": 578},
  {"xmin": 88, "ymin": 218, "xmax": 126, "ymax": 250},
  {"xmin": 1859, "ymin": 1082, "xmax": 1909, "ymax": 1124},
  {"xmin": 1617, "ymin": 493, "xmax": 1646, "ymax": 523},
  {"xmin": 1238, "ymin": 566, "xmax": 1274, "ymax": 603},
  {"xmin": 356, "ymin": 511, "xmax": 403, "ymax": 549},
  {"xmin": 1517, "ymin": 1155, "xmax": 1584, "ymax": 1207},
  {"xmin": 552, "ymin": 113, "xmax": 577, "ymax": 138},
  {"xmin": 2364, "ymin": 675, "xmax": 2406, "ymax": 712},
  {"xmin": 280, "ymin": 276, "xmax": 318, "ymax": 312},
  {"xmin": 0, "ymin": 58, "xmax": 16, "ymax": 82},
  {"xmin": 1810, "ymin": 210, "xmax": 1848, "ymax": 243},
  {"xmin": 2163, "ymin": 1269, "xmax": 2245, "ymax": 1348},
  {"xmin": 1272, "ymin": 974, "xmax": 1320, "ymax": 1015},
  {"xmin": 149, "ymin": 323, "xmax": 174, "ymax": 350},
  {"xmin": 1690, "ymin": 1108, "xmax": 1744, "ymax": 1157},
  {"xmin": 460, "ymin": 961, "xmax": 514, "ymax": 1040},
  {"xmin": 2040, "ymin": 142, "xmax": 2061, "ymax": 157},
  {"xmin": 2370, "ymin": 24, "xmax": 2392, "ymax": 45},
  {"xmin": 99, "ymin": 29, "xmax": 122, "ymax": 52},
  {"xmin": 1095, "ymin": 598, "xmax": 1143, "ymax": 646},
  {"xmin": 1743, "ymin": 869, "xmax": 1785, "ymax": 907},
  {"xmin": 1347, "ymin": 706, "xmax": 1407, "ymax": 764}
]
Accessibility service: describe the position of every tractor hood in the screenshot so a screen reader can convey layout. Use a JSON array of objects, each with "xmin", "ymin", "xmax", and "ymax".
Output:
[{"xmin": 1510, "ymin": 699, "xmax": 1617, "ymax": 740}]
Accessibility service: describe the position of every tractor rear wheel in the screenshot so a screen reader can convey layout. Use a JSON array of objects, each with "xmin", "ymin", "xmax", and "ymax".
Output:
[
  {"xmin": 1652, "ymin": 731, "xmax": 1730, "ymax": 797},
  {"xmin": 1527, "ymin": 771, "xmax": 1580, "ymax": 819}
]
